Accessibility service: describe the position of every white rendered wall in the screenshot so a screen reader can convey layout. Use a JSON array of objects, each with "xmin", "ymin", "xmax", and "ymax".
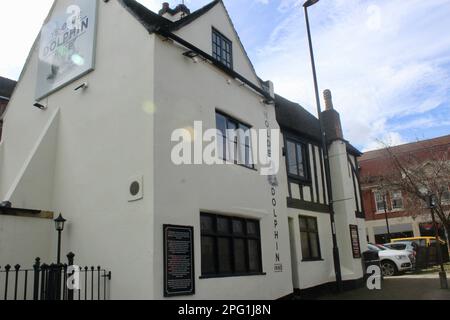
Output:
[
  {"xmin": 287, "ymin": 208, "xmax": 335, "ymax": 290},
  {"xmin": 1, "ymin": 0, "xmax": 156, "ymax": 299},
  {"xmin": 328, "ymin": 140, "xmax": 365, "ymax": 281},
  {"xmin": 174, "ymin": 1, "xmax": 261, "ymax": 88},
  {"xmin": 0, "ymin": 215, "xmax": 53, "ymax": 266},
  {"xmin": 151, "ymin": 30, "xmax": 293, "ymax": 299}
]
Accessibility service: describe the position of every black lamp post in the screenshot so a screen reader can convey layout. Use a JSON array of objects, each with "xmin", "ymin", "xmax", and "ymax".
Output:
[
  {"xmin": 427, "ymin": 195, "xmax": 448, "ymax": 289},
  {"xmin": 303, "ymin": 0, "xmax": 343, "ymax": 292},
  {"xmin": 383, "ymin": 194, "xmax": 392, "ymax": 243},
  {"xmin": 54, "ymin": 214, "xmax": 66, "ymax": 264}
]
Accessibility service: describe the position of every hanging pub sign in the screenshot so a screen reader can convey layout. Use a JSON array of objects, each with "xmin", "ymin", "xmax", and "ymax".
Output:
[
  {"xmin": 349, "ymin": 225, "xmax": 361, "ymax": 259},
  {"xmin": 36, "ymin": 0, "xmax": 98, "ymax": 100},
  {"xmin": 163, "ymin": 225, "xmax": 195, "ymax": 297}
]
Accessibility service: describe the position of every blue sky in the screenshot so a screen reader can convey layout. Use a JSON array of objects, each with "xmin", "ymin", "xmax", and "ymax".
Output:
[{"xmin": 0, "ymin": 0, "xmax": 449, "ymax": 151}]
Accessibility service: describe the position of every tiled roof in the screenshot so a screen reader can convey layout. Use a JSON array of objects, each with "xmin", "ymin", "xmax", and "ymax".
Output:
[
  {"xmin": 0, "ymin": 76, "xmax": 16, "ymax": 99},
  {"xmin": 119, "ymin": 0, "xmax": 220, "ymax": 33},
  {"xmin": 360, "ymin": 135, "xmax": 450, "ymax": 162}
]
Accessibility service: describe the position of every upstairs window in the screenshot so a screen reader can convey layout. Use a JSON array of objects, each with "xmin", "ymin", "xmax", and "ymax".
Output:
[
  {"xmin": 374, "ymin": 191, "xmax": 387, "ymax": 212},
  {"xmin": 216, "ymin": 112, "xmax": 253, "ymax": 169},
  {"xmin": 391, "ymin": 191, "xmax": 403, "ymax": 210},
  {"xmin": 212, "ymin": 28, "xmax": 233, "ymax": 69},
  {"xmin": 286, "ymin": 138, "xmax": 308, "ymax": 181}
]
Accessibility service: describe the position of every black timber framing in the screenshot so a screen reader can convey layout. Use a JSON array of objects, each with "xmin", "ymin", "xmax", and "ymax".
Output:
[
  {"xmin": 311, "ymin": 145, "xmax": 320, "ymax": 204},
  {"xmin": 348, "ymin": 155, "xmax": 365, "ymax": 219},
  {"xmin": 287, "ymin": 198, "xmax": 330, "ymax": 214}
]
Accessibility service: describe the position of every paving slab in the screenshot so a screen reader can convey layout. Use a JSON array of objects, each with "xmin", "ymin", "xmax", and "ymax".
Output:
[{"xmin": 318, "ymin": 277, "xmax": 450, "ymax": 300}]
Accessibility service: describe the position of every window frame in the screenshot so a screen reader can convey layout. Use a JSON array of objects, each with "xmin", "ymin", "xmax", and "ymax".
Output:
[
  {"xmin": 216, "ymin": 111, "xmax": 255, "ymax": 170},
  {"xmin": 200, "ymin": 213, "xmax": 264, "ymax": 278},
  {"xmin": 212, "ymin": 27, "xmax": 233, "ymax": 69},
  {"xmin": 374, "ymin": 191, "xmax": 387, "ymax": 213},
  {"xmin": 390, "ymin": 190, "xmax": 403, "ymax": 210},
  {"xmin": 284, "ymin": 136, "xmax": 310, "ymax": 183},
  {"xmin": 299, "ymin": 215, "xmax": 322, "ymax": 261}
]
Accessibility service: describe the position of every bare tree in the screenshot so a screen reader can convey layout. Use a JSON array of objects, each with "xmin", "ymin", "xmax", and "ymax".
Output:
[{"xmin": 372, "ymin": 140, "xmax": 450, "ymax": 240}]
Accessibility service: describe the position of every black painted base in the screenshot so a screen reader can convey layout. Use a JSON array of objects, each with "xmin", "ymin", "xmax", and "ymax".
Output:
[{"xmin": 281, "ymin": 278, "xmax": 365, "ymax": 300}]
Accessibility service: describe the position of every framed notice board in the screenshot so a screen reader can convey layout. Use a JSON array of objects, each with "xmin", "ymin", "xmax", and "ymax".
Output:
[
  {"xmin": 163, "ymin": 225, "xmax": 195, "ymax": 297},
  {"xmin": 349, "ymin": 225, "xmax": 361, "ymax": 259}
]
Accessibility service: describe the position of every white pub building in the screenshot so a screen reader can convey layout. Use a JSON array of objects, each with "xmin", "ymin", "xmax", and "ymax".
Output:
[{"xmin": 0, "ymin": 0, "xmax": 367, "ymax": 299}]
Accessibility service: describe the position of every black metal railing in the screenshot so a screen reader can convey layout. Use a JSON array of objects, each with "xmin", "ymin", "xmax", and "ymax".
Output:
[{"xmin": 0, "ymin": 252, "xmax": 111, "ymax": 300}]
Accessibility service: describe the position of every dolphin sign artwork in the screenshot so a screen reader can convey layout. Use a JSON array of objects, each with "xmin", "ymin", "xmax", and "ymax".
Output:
[{"xmin": 36, "ymin": 0, "xmax": 98, "ymax": 100}]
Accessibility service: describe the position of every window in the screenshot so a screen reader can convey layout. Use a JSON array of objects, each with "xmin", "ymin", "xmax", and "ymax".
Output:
[
  {"xmin": 212, "ymin": 28, "xmax": 233, "ymax": 68},
  {"xmin": 391, "ymin": 244, "xmax": 406, "ymax": 250},
  {"xmin": 374, "ymin": 191, "xmax": 387, "ymax": 212},
  {"xmin": 216, "ymin": 112, "xmax": 254, "ymax": 168},
  {"xmin": 299, "ymin": 216, "xmax": 321, "ymax": 261},
  {"xmin": 200, "ymin": 213, "xmax": 263, "ymax": 277},
  {"xmin": 391, "ymin": 191, "xmax": 403, "ymax": 210},
  {"xmin": 285, "ymin": 138, "xmax": 308, "ymax": 181}
]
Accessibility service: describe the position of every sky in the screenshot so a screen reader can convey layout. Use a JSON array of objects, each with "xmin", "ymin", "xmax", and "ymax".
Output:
[{"xmin": 0, "ymin": 0, "xmax": 449, "ymax": 151}]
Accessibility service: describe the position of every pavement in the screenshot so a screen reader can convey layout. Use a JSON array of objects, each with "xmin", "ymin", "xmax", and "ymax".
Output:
[{"xmin": 318, "ymin": 275, "xmax": 450, "ymax": 300}]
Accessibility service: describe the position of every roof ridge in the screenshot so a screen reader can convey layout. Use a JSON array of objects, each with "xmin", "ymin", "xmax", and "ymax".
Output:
[
  {"xmin": 275, "ymin": 94, "xmax": 317, "ymax": 120},
  {"xmin": 363, "ymin": 135, "xmax": 450, "ymax": 155},
  {"xmin": 170, "ymin": 0, "xmax": 221, "ymax": 30}
]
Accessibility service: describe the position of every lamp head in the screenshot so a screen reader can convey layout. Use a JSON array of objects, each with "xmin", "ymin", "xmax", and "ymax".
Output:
[
  {"xmin": 304, "ymin": 0, "xmax": 319, "ymax": 8},
  {"xmin": 54, "ymin": 213, "xmax": 66, "ymax": 232}
]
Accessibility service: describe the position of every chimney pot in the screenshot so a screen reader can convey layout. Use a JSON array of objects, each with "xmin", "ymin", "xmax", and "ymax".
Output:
[
  {"xmin": 321, "ymin": 89, "xmax": 344, "ymax": 141},
  {"xmin": 324, "ymin": 89, "xmax": 333, "ymax": 110}
]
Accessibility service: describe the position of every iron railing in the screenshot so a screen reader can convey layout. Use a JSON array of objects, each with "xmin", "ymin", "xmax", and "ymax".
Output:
[{"xmin": 0, "ymin": 252, "xmax": 111, "ymax": 300}]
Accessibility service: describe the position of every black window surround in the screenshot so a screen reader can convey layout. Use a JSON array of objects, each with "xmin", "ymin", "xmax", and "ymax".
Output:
[
  {"xmin": 212, "ymin": 27, "xmax": 233, "ymax": 69},
  {"xmin": 216, "ymin": 111, "xmax": 255, "ymax": 170},
  {"xmin": 284, "ymin": 136, "xmax": 311, "ymax": 183},
  {"xmin": 299, "ymin": 216, "xmax": 322, "ymax": 261},
  {"xmin": 200, "ymin": 213, "xmax": 264, "ymax": 278}
]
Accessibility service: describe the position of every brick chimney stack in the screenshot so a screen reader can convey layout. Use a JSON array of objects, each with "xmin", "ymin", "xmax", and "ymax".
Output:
[
  {"xmin": 158, "ymin": 2, "xmax": 191, "ymax": 21},
  {"xmin": 321, "ymin": 89, "xmax": 343, "ymax": 141}
]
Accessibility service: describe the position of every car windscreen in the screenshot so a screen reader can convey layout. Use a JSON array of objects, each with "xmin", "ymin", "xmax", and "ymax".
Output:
[{"xmin": 368, "ymin": 244, "xmax": 381, "ymax": 251}]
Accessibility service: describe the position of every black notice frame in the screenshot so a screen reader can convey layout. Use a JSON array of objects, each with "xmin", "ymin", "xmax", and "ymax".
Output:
[
  {"xmin": 163, "ymin": 225, "xmax": 195, "ymax": 297},
  {"xmin": 349, "ymin": 225, "xmax": 362, "ymax": 259}
]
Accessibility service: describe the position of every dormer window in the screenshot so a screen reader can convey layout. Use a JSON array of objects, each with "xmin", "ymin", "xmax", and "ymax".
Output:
[{"xmin": 212, "ymin": 28, "xmax": 233, "ymax": 69}]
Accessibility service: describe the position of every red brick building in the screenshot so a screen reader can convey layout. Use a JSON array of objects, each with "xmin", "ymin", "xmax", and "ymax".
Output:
[
  {"xmin": 0, "ymin": 76, "xmax": 17, "ymax": 140},
  {"xmin": 359, "ymin": 135, "xmax": 450, "ymax": 244}
]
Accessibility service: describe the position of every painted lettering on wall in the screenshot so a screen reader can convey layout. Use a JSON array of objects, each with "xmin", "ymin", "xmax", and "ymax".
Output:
[{"xmin": 264, "ymin": 111, "xmax": 283, "ymax": 273}]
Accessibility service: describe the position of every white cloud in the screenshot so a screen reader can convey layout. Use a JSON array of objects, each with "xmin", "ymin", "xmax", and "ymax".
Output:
[
  {"xmin": 253, "ymin": 0, "xmax": 450, "ymax": 150},
  {"xmin": 362, "ymin": 131, "xmax": 407, "ymax": 152}
]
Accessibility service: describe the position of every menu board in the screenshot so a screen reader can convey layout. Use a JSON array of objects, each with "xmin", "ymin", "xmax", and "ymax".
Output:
[
  {"xmin": 349, "ymin": 225, "xmax": 361, "ymax": 259},
  {"xmin": 163, "ymin": 225, "xmax": 195, "ymax": 297}
]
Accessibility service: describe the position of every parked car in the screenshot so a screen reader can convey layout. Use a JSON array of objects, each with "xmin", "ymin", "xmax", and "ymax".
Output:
[
  {"xmin": 367, "ymin": 244, "xmax": 413, "ymax": 276},
  {"xmin": 383, "ymin": 241, "xmax": 417, "ymax": 268},
  {"xmin": 391, "ymin": 236, "xmax": 446, "ymax": 247}
]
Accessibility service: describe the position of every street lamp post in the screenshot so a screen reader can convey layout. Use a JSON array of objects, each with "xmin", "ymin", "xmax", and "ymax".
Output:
[
  {"xmin": 383, "ymin": 194, "xmax": 391, "ymax": 243},
  {"xmin": 54, "ymin": 214, "xmax": 66, "ymax": 265},
  {"xmin": 428, "ymin": 195, "xmax": 448, "ymax": 289},
  {"xmin": 303, "ymin": 0, "xmax": 343, "ymax": 292}
]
